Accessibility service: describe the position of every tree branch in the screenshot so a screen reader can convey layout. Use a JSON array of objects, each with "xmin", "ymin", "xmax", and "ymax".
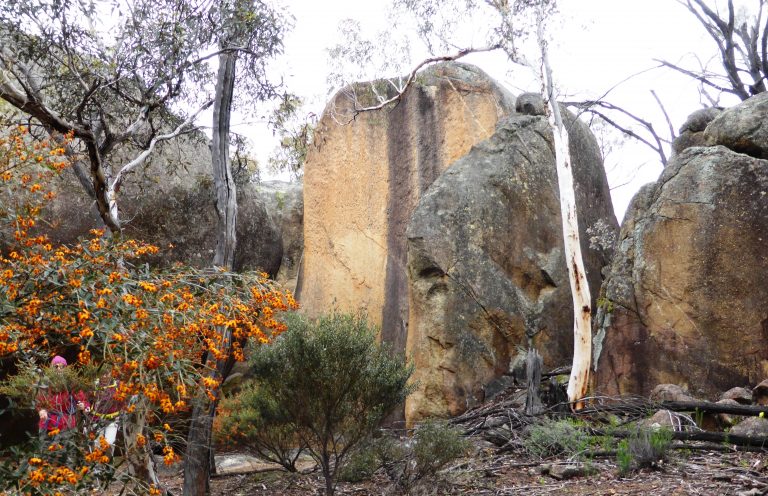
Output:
[
  {"xmin": 565, "ymin": 100, "xmax": 669, "ymax": 166},
  {"xmin": 654, "ymin": 59, "xmax": 742, "ymax": 96},
  {"xmin": 0, "ymin": 71, "xmax": 93, "ymax": 139},
  {"xmin": 650, "ymin": 89, "xmax": 676, "ymax": 142},
  {"xmin": 349, "ymin": 45, "xmax": 502, "ymax": 115},
  {"xmin": 111, "ymin": 100, "xmax": 213, "ymax": 193}
]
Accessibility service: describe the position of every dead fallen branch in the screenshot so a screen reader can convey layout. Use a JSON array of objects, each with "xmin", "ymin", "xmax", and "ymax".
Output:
[
  {"xmin": 659, "ymin": 400, "xmax": 768, "ymax": 418},
  {"xmin": 589, "ymin": 428, "xmax": 768, "ymax": 450}
]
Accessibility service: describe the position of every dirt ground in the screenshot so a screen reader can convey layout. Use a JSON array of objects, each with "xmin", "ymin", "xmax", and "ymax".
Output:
[{"xmin": 155, "ymin": 443, "xmax": 767, "ymax": 495}]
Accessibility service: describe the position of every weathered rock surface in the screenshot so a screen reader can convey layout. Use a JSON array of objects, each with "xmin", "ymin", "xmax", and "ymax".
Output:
[
  {"xmin": 300, "ymin": 62, "xmax": 517, "ymax": 352},
  {"xmin": 595, "ymin": 144, "xmax": 768, "ymax": 398},
  {"xmin": 729, "ymin": 417, "xmax": 768, "ymax": 437},
  {"xmin": 639, "ymin": 409, "xmax": 678, "ymax": 430},
  {"xmin": 259, "ymin": 180, "xmax": 304, "ymax": 290},
  {"xmin": 649, "ymin": 384, "xmax": 697, "ymax": 403},
  {"xmin": 28, "ymin": 135, "xmax": 283, "ymax": 274},
  {"xmin": 404, "ymin": 103, "xmax": 617, "ymax": 422},
  {"xmin": 754, "ymin": 379, "xmax": 768, "ymax": 406},
  {"xmin": 720, "ymin": 387, "xmax": 753, "ymax": 405},
  {"xmin": 704, "ymin": 92, "xmax": 768, "ymax": 158},
  {"xmin": 672, "ymin": 107, "xmax": 722, "ymax": 157}
]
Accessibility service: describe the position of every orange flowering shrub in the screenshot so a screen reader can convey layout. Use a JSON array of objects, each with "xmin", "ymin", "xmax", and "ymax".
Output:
[{"xmin": 0, "ymin": 126, "xmax": 297, "ymax": 495}]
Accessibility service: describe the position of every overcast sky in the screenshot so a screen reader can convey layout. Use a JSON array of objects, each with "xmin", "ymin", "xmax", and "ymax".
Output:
[{"xmin": 238, "ymin": 0, "xmax": 745, "ymax": 221}]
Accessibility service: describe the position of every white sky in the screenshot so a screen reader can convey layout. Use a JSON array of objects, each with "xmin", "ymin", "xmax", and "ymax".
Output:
[{"xmin": 234, "ymin": 0, "xmax": 746, "ymax": 222}]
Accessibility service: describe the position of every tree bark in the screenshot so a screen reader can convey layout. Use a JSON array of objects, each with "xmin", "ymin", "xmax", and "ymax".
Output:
[
  {"xmin": 211, "ymin": 50, "xmax": 238, "ymax": 270},
  {"xmin": 183, "ymin": 4, "xmax": 240, "ymax": 493},
  {"xmin": 525, "ymin": 348, "xmax": 543, "ymax": 415},
  {"xmin": 183, "ymin": 397, "xmax": 217, "ymax": 495}
]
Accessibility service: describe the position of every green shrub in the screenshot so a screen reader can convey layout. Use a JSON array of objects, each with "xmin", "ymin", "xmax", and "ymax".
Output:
[
  {"xmin": 374, "ymin": 420, "xmax": 470, "ymax": 492},
  {"xmin": 215, "ymin": 381, "xmax": 305, "ymax": 472},
  {"xmin": 616, "ymin": 428, "xmax": 673, "ymax": 475},
  {"xmin": 249, "ymin": 312, "xmax": 414, "ymax": 495},
  {"xmin": 412, "ymin": 420, "xmax": 470, "ymax": 478},
  {"xmin": 337, "ymin": 441, "xmax": 381, "ymax": 483},
  {"xmin": 523, "ymin": 419, "xmax": 590, "ymax": 459}
]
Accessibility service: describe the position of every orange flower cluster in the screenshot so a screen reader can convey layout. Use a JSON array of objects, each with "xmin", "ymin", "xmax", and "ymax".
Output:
[{"xmin": 0, "ymin": 126, "xmax": 299, "ymax": 494}]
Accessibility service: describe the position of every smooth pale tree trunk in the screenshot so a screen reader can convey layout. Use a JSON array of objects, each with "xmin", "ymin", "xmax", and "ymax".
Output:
[
  {"xmin": 538, "ymin": 29, "xmax": 592, "ymax": 409},
  {"xmin": 211, "ymin": 50, "xmax": 238, "ymax": 270},
  {"xmin": 123, "ymin": 398, "xmax": 163, "ymax": 492}
]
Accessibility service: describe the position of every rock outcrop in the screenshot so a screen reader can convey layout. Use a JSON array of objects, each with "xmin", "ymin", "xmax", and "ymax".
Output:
[
  {"xmin": 672, "ymin": 107, "xmax": 722, "ymax": 157},
  {"xmin": 404, "ymin": 99, "xmax": 617, "ymax": 422},
  {"xmin": 24, "ymin": 135, "xmax": 284, "ymax": 275},
  {"xmin": 704, "ymin": 92, "xmax": 768, "ymax": 158},
  {"xmin": 260, "ymin": 180, "xmax": 304, "ymax": 292},
  {"xmin": 300, "ymin": 62, "xmax": 517, "ymax": 352},
  {"xmin": 595, "ymin": 109, "xmax": 768, "ymax": 397}
]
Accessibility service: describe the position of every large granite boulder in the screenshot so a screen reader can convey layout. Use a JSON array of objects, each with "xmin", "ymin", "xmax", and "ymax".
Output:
[
  {"xmin": 595, "ymin": 144, "xmax": 768, "ymax": 397},
  {"xmin": 704, "ymin": 92, "xmax": 768, "ymax": 158},
  {"xmin": 128, "ymin": 179, "xmax": 283, "ymax": 275},
  {"xmin": 672, "ymin": 107, "xmax": 722, "ymax": 157},
  {"xmin": 300, "ymin": 62, "xmax": 517, "ymax": 352},
  {"xmin": 404, "ymin": 99, "xmax": 617, "ymax": 422},
  {"xmin": 16, "ymin": 134, "xmax": 283, "ymax": 274},
  {"xmin": 260, "ymin": 180, "xmax": 304, "ymax": 292}
]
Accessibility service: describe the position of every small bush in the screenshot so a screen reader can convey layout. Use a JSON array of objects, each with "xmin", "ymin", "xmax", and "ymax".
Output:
[
  {"xmin": 338, "ymin": 441, "xmax": 381, "ymax": 483},
  {"xmin": 215, "ymin": 381, "xmax": 304, "ymax": 472},
  {"xmin": 376, "ymin": 420, "xmax": 470, "ymax": 492},
  {"xmin": 249, "ymin": 312, "xmax": 414, "ymax": 495},
  {"xmin": 523, "ymin": 419, "xmax": 590, "ymax": 459},
  {"xmin": 617, "ymin": 428, "xmax": 673, "ymax": 475},
  {"xmin": 412, "ymin": 420, "xmax": 471, "ymax": 478}
]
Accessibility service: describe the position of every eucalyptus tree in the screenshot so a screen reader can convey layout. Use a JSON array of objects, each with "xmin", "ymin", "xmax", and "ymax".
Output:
[
  {"xmin": 376, "ymin": 0, "xmax": 593, "ymax": 408},
  {"xmin": 1, "ymin": 1, "xmax": 290, "ymax": 493},
  {"xmin": 0, "ymin": 0, "xmax": 219, "ymax": 234},
  {"xmin": 183, "ymin": 2, "xmax": 288, "ymax": 494}
]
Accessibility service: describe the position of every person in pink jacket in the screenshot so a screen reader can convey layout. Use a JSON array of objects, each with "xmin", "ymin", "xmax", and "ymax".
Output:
[{"xmin": 37, "ymin": 356, "xmax": 89, "ymax": 433}]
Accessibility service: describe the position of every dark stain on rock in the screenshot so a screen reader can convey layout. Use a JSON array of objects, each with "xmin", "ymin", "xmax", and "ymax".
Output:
[
  {"xmin": 382, "ymin": 83, "xmax": 443, "ymax": 356},
  {"xmin": 416, "ymin": 86, "xmax": 440, "ymax": 194},
  {"xmin": 381, "ymin": 97, "xmax": 412, "ymax": 357}
]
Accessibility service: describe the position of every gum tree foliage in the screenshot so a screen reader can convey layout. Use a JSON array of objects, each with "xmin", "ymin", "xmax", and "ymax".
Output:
[
  {"xmin": 0, "ymin": 0, "xmax": 217, "ymax": 233},
  {"xmin": 0, "ymin": 0, "xmax": 289, "ymax": 239},
  {"xmin": 266, "ymin": 94, "xmax": 315, "ymax": 180},
  {"xmin": 249, "ymin": 312, "xmax": 414, "ymax": 496}
]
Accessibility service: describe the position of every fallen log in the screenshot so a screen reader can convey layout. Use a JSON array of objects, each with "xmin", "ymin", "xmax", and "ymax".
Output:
[
  {"xmin": 589, "ymin": 428, "xmax": 768, "ymax": 449},
  {"xmin": 660, "ymin": 400, "xmax": 768, "ymax": 417}
]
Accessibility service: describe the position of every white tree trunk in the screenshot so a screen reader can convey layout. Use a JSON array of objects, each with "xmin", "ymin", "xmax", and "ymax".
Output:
[{"xmin": 539, "ymin": 27, "xmax": 592, "ymax": 409}]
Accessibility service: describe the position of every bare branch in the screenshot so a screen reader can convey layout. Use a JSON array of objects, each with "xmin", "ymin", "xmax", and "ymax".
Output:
[
  {"xmin": 654, "ymin": 59, "xmax": 742, "ymax": 96},
  {"xmin": 350, "ymin": 45, "xmax": 501, "ymax": 115},
  {"xmin": 111, "ymin": 100, "xmax": 213, "ymax": 193},
  {"xmin": 650, "ymin": 90, "xmax": 676, "ymax": 141},
  {"xmin": 565, "ymin": 100, "xmax": 669, "ymax": 166}
]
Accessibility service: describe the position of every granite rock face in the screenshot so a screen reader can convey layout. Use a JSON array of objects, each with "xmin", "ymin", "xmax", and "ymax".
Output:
[
  {"xmin": 11, "ymin": 134, "xmax": 284, "ymax": 275},
  {"xmin": 672, "ymin": 107, "xmax": 722, "ymax": 157},
  {"xmin": 704, "ymin": 92, "xmax": 768, "ymax": 158},
  {"xmin": 300, "ymin": 62, "xmax": 517, "ymax": 353},
  {"xmin": 404, "ymin": 103, "xmax": 617, "ymax": 422},
  {"xmin": 260, "ymin": 180, "xmax": 304, "ymax": 291},
  {"xmin": 595, "ymin": 143, "xmax": 768, "ymax": 397}
]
